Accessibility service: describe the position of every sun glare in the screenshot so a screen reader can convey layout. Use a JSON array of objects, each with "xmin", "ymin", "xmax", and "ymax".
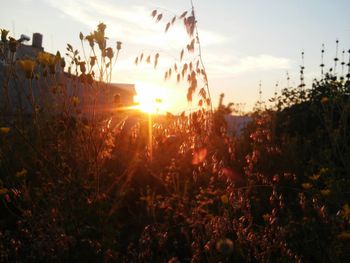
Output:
[{"xmin": 134, "ymin": 82, "xmax": 169, "ymax": 114}]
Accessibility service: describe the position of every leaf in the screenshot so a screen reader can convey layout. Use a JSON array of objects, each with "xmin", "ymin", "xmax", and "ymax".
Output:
[
  {"xmin": 140, "ymin": 53, "xmax": 144, "ymax": 62},
  {"xmin": 179, "ymin": 11, "xmax": 188, "ymax": 19},
  {"xmin": 156, "ymin": 13, "xmax": 163, "ymax": 22},
  {"xmin": 134, "ymin": 56, "xmax": 138, "ymax": 65},
  {"xmin": 151, "ymin": 9, "xmax": 157, "ymax": 18},
  {"xmin": 183, "ymin": 63, "xmax": 188, "ymax": 72},
  {"xmin": 177, "ymin": 73, "xmax": 181, "ymax": 83},
  {"xmin": 174, "ymin": 63, "xmax": 178, "ymax": 72},
  {"xmin": 171, "ymin": 16, "xmax": 176, "ymax": 24},
  {"xmin": 67, "ymin": 43, "xmax": 73, "ymax": 51},
  {"xmin": 189, "ymin": 39, "xmax": 195, "ymax": 52},
  {"xmin": 187, "ymin": 89, "xmax": 192, "ymax": 102},
  {"xmin": 164, "ymin": 71, "xmax": 168, "ymax": 80},
  {"xmin": 180, "ymin": 49, "xmax": 184, "ymax": 61},
  {"xmin": 165, "ymin": 22, "xmax": 171, "ymax": 33},
  {"xmin": 199, "ymin": 88, "xmax": 206, "ymax": 98},
  {"xmin": 154, "ymin": 54, "xmax": 158, "ymax": 69},
  {"xmin": 168, "ymin": 68, "xmax": 172, "ymax": 78},
  {"xmin": 198, "ymin": 99, "xmax": 203, "ymax": 107},
  {"xmin": 146, "ymin": 55, "xmax": 151, "ymax": 64}
]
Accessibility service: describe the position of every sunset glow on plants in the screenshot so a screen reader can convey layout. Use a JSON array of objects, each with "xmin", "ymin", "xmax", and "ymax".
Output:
[
  {"xmin": 134, "ymin": 83, "xmax": 168, "ymax": 114},
  {"xmin": 1, "ymin": 0, "xmax": 350, "ymax": 262}
]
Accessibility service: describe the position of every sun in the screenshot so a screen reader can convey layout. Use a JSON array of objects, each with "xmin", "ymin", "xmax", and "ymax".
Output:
[{"xmin": 134, "ymin": 82, "xmax": 169, "ymax": 114}]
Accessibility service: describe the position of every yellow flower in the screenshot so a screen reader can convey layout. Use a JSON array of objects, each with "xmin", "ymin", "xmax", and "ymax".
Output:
[
  {"xmin": 220, "ymin": 194, "xmax": 229, "ymax": 204},
  {"xmin": 97, "ymin": 22, "xmax": 106, "ymax": 33},
  {"xmin": 302, "ymin": 183, "xmax": 313, "ymax": 190},
  {"xmin": 309, "ymin": 174, "xmax": 320, "ymax": 181},
  {"xmin": 18, "ymin": 59, "xmax": 35, "ymax": 79},
  {"xmin": 320, "ymin": 189, "xmax": 331, "ymax": 196},
  {"xmin": 337, "ymin": 231, "xmax": 350, "ymax": 240},
  {"xmin": 0, "ymin": 188, "xmax": 9, "ymax": 196},
  {"xmin": 0, "ymin": 127, "xmax": 10, "ymax": 134},
  {"xmin": 1, "ymin": 29, "xmax": 9, "ymax": 42},
  {"xmin": 37, "ymin": 52, "xmax": 58, "ymax": 74},
  {"xmin": 37, "ymin": 51, "xmax": 51, "ymax": 65},
  {"xmin": 93, "ymin": 30, "xmax": 105, "ymax": 48},
  {"xmin": 321, "ymin": 97, "xmax": 329, "ymax": 104},
  {"xmin": 16, "ymin": 168, "xmax": 27, "ymax": 178}
]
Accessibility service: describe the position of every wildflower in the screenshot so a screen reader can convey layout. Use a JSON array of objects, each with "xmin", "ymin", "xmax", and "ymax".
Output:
[
  {"xmin": 337, "ymin": 231, "xmax": 350, "ymax": 241},
  {"xmin": 302, "ymin": 183, "xmax": 313, "ymax": 190},
  {"xmin": 220, "ymin": 194, "xmax": 229, "ymax": 204},
  {"xmin": 309, "ymin": 174, "xmax": 320, "ymax": 181},
  {"xmin": 37, "ymin": 51, "xmax": 50, "ymax": 65},
  {"xmin": 320, "ymin": 189, "xmax": 331, "ymax": 196},
  {"xmin": 93, "ymin": 30, "xmax": 105, "ymax": 50},
  {"xmin": 85, "ymin": 34, "xmax": 94, "ymax": 48},
  {"xmin": 116, "ymin": 41, "xmax": 122, "ymax": 51},
  {"xmin": 18, "ymin": 59, "xmax": 35, "ymax": 79},
  {"xmin": 0, "ymin": 127, "xmax": 10, "ymax": 134},
  {"xmin": 90, "ymin": 56, "xmax": 97, "ymax": 67},
  {"xmin": 9, "ymin": 37, "xmax": 17, "ymax": 52},
  {"xmin": 216, "ymin": 238, "xmax": 234, "ymax": 256},
  {"xmin": 16, "ymin": 169, "xmax": 27, "ymax": 178},
  {"xmin": 321, "ymin": 97, "xmax": 329, "ymax": 104},
  {"xmin": 105, "ymin": 47, "xmax": 113, "ymax": 60},
  {"xmin": 1, "ymin": 29, "xmax": 9, "ymax": 42},
  {"xmin": 79, "ymin": 62, "xmax": 86, "ymax": 74},
  {"xmin": 48, "ymin": 56, "xmax": 58, "ymax": 74},
  {"xmin": 97, "ymin": 22, "xmax": 106, "ymax": 33}
]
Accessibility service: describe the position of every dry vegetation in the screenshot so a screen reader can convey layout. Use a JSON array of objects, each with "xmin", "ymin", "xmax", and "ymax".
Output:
[{"xmin": 1, "ymin": 4, "xmax": 350, "ymax": 263}]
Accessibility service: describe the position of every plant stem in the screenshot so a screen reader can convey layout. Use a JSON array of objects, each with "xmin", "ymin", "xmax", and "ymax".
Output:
[{"xmin": 190, "ymin": 0, "xmax": 213, "ymax": 113}]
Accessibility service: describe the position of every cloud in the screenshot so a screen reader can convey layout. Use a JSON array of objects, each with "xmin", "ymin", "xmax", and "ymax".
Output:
[
  {"xmin": 206, "ymin": 54, "xmax": 293, "ymax": 77},
  {"xmin": 44, "ymin": 0, "xmax": 226, "ymax": 49},
  {"xmin": 43, "ymin": 0, "xmax": 291, "ymax": 89}
]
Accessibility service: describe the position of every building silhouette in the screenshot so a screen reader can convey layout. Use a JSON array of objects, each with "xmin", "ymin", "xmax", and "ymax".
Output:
[{"xmin": 0, "ymin": 32, "xmax": 136, "ymax": 117}]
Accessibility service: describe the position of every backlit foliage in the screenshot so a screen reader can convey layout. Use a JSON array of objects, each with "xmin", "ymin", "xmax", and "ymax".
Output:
[
  {"xmin": 1, "ymin": 6, "xmax": 350, "ymax": 263},
  {"xmin": 135, "ymin": 4, "xmax": 211, "ymax": 109}
]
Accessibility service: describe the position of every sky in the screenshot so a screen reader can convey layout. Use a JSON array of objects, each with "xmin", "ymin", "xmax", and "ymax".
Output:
[{"xmin": 1, "ymin": 0, "xmax": 350, "ymax": 113}]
